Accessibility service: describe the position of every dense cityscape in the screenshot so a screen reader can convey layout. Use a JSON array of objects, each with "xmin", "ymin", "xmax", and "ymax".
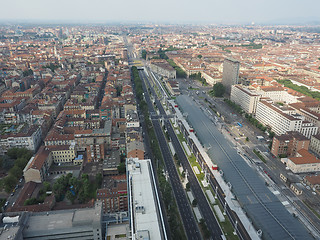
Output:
[{"xmin": 0, "ymin": 23, "xmax": 320, "ymax": 240}]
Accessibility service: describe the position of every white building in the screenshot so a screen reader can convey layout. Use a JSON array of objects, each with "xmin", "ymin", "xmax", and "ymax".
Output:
[
  {"xmin": 127, "ymin": 158, "xmax": 168, "ymax": 240},
  {"xmin": 257, "ymin": 86, "xmax": 300, "ymax": 104},
  {"xmin": 256, "ymin": 99, "xmax": 317, "ymax": 138},
  {"xmin": 0, "ymin": 125, "xmax": 42, "ymax": 153},
  {"xmin": 230, "ymin": 85, "xmax": 261, "ymax": 114},
  {"xmin": 300, "ymin": 121, "xmax": 318, "ymax": 139},
  {"xmin": 256, "ymin": 99, "xmax": 302, "ymax": 136}
]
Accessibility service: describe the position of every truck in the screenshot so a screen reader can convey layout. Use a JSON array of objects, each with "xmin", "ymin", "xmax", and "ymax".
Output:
[{"xmin": 256, "ymin": 136, "xmax": 264, "ymax": 141}]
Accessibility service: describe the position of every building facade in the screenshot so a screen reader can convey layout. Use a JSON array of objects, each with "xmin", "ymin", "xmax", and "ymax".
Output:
[
  {"xmin": 309, "ymin": 134, "xmax": 320, "ymax": 156},
  {"xmin": 256, "ymin": 99, "xmax": 317, "ymax": 138},
  {"xmin": 97, "ymin": 182, "xmax": 128, "ymax": 214},
  {"xmin": 230, "ymin": 85, "xmax": 260, "ymax": 114},
  {"xmin": 0, "ymin": 126, "xmax": 42, "ymax": 154},
  {"xmin": 149, "ymin": 59, "xmax": 176, "ymax": 79},
  {"xmin": 271, "ymin": 132, "xmax": 309, "ymax": 157},
  {"xmin": 286, "ymin": 149, "xmax": 320, "ymax": 173},
  {"xmin": 256, "ymin": 99, "xmax": 302, "ymax": 136},
  {"xmin": 222, "ymin": 58, "xmax": 240, "ymax": 94}
]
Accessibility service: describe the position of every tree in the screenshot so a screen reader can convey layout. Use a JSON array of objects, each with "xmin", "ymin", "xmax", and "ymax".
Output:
[
  {"xmin": 197, "ymin": 54, "xmax": 202, "ymax": 59},
  {"xmin": 192, "ymin": 199, "xmax": 197, "ymax": 207},
  {"xmin": 118, "ymin": 162, "xmax": 126, "ymax": 174},
  {"xmin": 212, "ymin": 83, "xmax": 225, "ymax": 97},
  {"xmin": 15, "ymin": 157, "xmax": 29, "ymax": 169},
  {"xmin": 66, "ymin": 190, "xmax": 76, "ymax": 204},
  {"xmin": 24, "ymin": 197, "xmax": 38, "ymax": 206},
  {"xmin": 0, "ymin": 155, "xmax": 13, "ymax": 170},
  {"xmin": 43, "ymin": 181, "xmax": 51, "ymax": 192},
  {"xmin": 141, "ymin": 50, "xmax": 147, "ymax": 60},
  {"xmin": 53, "ymin": 182, "xmax": 65, "ymax": 201},
  {"xmin": 95, "ymin": 173, "xmax": 102, "ymax": 188},
  {"xmin": 9, "ymin": 165, "xmax": 22, "ymax": 177},
  {"xmin": 3, "ymin": 175, "xmax": 17, "ymax": 193},
  {"xmin": 23, "ymin": 69, "xmax": 33, "ymax": 77}
]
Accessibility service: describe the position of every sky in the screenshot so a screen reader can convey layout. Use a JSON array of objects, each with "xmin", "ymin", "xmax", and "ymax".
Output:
[{"xmin": 1, "ymin": 0, "xmax": 320, "ymax": 25}]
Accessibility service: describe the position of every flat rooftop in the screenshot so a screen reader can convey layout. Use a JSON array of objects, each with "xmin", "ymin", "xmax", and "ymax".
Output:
[
  {"xmin": 127, "ymin": 158, "xmax": 163, "ymax": 240},
  {"xmin": 23, "ymin": 202, "xmax": 102, "ymax": 238}
]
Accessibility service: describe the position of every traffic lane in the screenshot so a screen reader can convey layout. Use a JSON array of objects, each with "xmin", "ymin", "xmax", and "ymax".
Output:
[
  {"xmin": 167, "ymin": 121, "xmax": 223, "ymax": 239},
  {"xmin": 140, "ymin": 72, "xmax": 201, "ymax": 239},
  {"xmin": 139, "ymin": 116, "xmax": 172, "ymax": 239},
  {"xmin": 143, "ymin": 70, "xmax": 220, "ymax": 239},
  {"xmin": 153, "ymin": 120, "xmax": 201, "ymax": 240}
]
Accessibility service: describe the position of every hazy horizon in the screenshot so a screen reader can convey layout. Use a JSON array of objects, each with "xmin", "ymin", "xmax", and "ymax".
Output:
[{"xmin": 1, "ymin": 0, "xmax": 320, "ymax": 25}]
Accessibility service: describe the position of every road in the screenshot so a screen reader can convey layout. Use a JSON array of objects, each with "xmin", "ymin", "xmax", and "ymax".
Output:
[
  {"xmin": 142, "ymin": 69, "xmax": 228, "ymax": 239},
  {"xmin": 146, "ymin": 67, "xmax": 255, "ymax": 239},
  {"xmin": 138, "ymin": 70, "xmax": 202, "ymax": 239}
]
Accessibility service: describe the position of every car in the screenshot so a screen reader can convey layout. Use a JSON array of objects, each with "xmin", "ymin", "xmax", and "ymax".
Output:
[
  {"xmin": 19, "ymin": 178, "xmax": 23, "ymax": 183},
  {"xmin": 10, "ymin": 192, "xmax": 14, "ymax": 196}
]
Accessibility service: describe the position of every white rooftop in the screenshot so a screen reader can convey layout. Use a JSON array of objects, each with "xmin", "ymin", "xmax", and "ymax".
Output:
[{"xmin": 127, "ymin": 158, "xmax": 162, "ymax": 240}]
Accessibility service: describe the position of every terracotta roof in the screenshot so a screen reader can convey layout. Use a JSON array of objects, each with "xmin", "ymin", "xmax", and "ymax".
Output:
[
  {"xmin": 27, "ymin": 146, "xmax": 50, "ymax": 170},
  {"xmin": 289, "ymin": 149, "xmax": 320, "ymax": 165},
  {"xmin": 305, "ymin": 175, "xmax": 320, "ymax": 185}
]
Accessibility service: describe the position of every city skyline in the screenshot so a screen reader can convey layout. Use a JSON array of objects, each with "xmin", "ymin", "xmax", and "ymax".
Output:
[{"xmin": 1, "ymin": 0, "xmax": 320, "ymax": 25}]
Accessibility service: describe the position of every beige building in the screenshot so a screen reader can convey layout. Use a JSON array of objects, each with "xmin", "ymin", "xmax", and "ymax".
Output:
[
  {"xmin": 23, "ymin": 146, "xmax": 53, "ymax": 183},
  {"xmin": 309, "ymin": 134, "xmax": 320, "ymax": 156},
  {"xmin": 230, "ymin": 85, "xmax": 260, "ymax": 114},
  {"xmin": 47, "ymin": 144, "xmax": 77, "ymax": 164},
  {"xmin": 149, "ymin": 59, "xmax": 176, "ymax": 79},
  {"xmin": 285, "ymin": 149, "xmax": 320, "ymax": 173}
]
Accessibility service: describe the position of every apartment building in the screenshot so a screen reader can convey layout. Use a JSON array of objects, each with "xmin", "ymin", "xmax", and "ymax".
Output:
[
  {"xmin": 126, "ymin": 141, "xmax": 145, "ymax": 160},
  {"xmin": 271, "ymin": 132, "xmax": 309, "ymax": 157},
  {"xmin": 309, "ymin": 134, "xmax": 320, "ymax": 157},
  {"xmin": 149, "ymin": 59, "xmax": 176, "ymax": 79},
  {"xmin": 256, "ymin": 99, "xmax": 317, "ymax": 137},
  {"xmin": 45, "ymin": 132, "xmax": 75, "ymax": 146},
  {"xmin": 0, "ymin": 125, "xmax": 42, "ymax": 153},
  {"xmin": 256, "ymin": 99, "xmax": 302, "ymax": 136},
  {"xmin": 257, "ymin": 86, "xmax": 300, "ymax": 104},
  {"xmin": 97, "ymin": 182, "xmax": 128, "ymax": 214},
  {"xmin": 47, "ymin": 144, "xmax": 77, "ymax": 164},
  {"xmin": 230, "ymin": 85, "xmax": 260, "ymax": 114}
]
